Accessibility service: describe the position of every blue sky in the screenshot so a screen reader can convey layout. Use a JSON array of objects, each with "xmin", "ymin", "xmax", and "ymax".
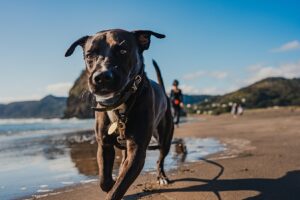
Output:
[{"xmin": 0, "ymin": 0, "xmax": 300, "ymax": 103}]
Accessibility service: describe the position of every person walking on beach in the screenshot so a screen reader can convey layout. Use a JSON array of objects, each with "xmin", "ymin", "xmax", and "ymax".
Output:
[
  {"xmin": 231, "ymin": 103, "xmax": 238, "ymax": 117},
  {"xmin": 231, "ymin": 102, "xmax": 244, "ymax": 117},
  {"xmin": 170, "ymin": 79, "xmax": 183, "ymax": 127}
]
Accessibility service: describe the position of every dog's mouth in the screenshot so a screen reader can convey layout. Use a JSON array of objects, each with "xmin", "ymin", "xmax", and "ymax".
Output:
[
  {"xmin": 93, "ymin": 80, "xmax": 130, "ymax": 107},
  {"xmin": 94, "ymin": 92, "xmax": 122, "ymax": 106}
]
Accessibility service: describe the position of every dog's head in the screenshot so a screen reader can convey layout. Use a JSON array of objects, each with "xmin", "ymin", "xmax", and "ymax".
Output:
[{"xmin": 65, "ymin": 29, "xmax": 165, "ymax": 106}]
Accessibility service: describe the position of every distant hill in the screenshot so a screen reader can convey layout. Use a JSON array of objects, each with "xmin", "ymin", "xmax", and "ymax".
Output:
[
  {"xmin": 3, "ymin": 77, "xmax": 297, "ymax": 118},
  {"xmin": 63, "ymin": 70, "xmax": 211, "ymax": 119},
  {"xmin": 63, "ymin": 70, "xmax": 96, "ymax": 119},
  {"xmin": 183, "ymin": 94, "xmax": 213, "ymax": 105},
  {"xmin": 192, "ymin": 77, "xmax": 300, "ymax": 115},
  {"xmin": 0, "ymin": 95, "xmax": 67, "ymax": 118}
]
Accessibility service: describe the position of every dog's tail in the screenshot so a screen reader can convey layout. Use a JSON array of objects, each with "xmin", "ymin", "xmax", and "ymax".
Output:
[{"xmin": 152, "ymin": 59, "xmax": 166, "ymax": 93}]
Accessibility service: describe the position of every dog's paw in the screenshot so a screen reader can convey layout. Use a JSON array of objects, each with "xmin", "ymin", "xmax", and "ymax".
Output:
[
  {"xmin": 157, "ymin": 177, "xmax": 169, "ymax": 185},
  {"xmin": 100, "ymin": 179, "xmax": 115, "ymax": 192}
]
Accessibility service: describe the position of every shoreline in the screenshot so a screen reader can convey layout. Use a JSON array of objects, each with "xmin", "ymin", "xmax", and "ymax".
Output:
[
  {"xmin": 21, "ymin": 142, "xmax": 228, "ymax": 200},
  {"xmin": 22, "ymin": 107, "xmax": 300, "ymax": 199},
  {"xmin": 12, "ymin": 116, "xmax": 224, "ymax": 200}
]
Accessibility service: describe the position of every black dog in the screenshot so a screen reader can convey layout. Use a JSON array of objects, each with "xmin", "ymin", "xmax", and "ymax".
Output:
[{"xmin": 65, "ymin": 29, "xmax": 174, "ymax": 200}]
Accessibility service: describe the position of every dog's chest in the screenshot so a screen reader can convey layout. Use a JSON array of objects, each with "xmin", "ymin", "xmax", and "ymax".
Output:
[
  {"xmin": 107, "ymin": 111, "xmax": 117, "ymax": 123},
  {"xmin": 107, "ymin": 104, "xmax": 126, "ymax": 123}
]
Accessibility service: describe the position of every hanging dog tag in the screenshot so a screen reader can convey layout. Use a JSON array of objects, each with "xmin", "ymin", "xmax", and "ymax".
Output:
[{"xmin": 108, "ymin": 122, "xmax": 118, "ymax": 135}]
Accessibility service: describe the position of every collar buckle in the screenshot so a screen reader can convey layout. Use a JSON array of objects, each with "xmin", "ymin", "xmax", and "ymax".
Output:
[{"xmin": 131, "ymin": 75, "xmax": 142, "ymax": 92}]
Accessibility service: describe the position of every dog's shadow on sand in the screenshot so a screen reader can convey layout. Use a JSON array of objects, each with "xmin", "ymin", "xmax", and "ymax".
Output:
[{"xmin": 125, "ymin": 159, "xmax": 300, "ymax": 200}]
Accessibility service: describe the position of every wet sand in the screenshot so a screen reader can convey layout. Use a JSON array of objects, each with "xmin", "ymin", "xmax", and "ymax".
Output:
[{"xmin": 35, "ymin": 107, "xmax": 300, "ymax": 200}]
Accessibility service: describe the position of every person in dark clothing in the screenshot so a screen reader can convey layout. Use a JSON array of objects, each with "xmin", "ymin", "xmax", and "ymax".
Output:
[{"xmin": 170, "ymin": 79, "xmax": 183, "ymax": 126}]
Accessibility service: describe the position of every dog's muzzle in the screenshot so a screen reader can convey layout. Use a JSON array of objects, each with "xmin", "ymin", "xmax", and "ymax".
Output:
[
  {"xmin": 93, "ymin": 75, "xmax": 143, "ymax": 111},
  {"xmin": 95, "ymin": 92, "xmax": 122, "ymax": 107}
]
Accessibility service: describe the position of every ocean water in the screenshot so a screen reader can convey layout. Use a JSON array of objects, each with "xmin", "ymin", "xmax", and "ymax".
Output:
[
  {"xmin": 0, "ymin": 118, "xmax": 225, "ymax": 200},
  {"xmin": 0, "ymin": 118, "xmax": 94, "ymax": 140}
]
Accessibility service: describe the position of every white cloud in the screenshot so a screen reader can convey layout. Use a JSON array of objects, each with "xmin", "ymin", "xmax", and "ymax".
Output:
[
  {"xmin": 0, "ymin": 82, "xmax": 73, "ymax": 103},
  {"xmin": 271, "ymin": 40, "xmax": 300, "ymax": 53},
  {"xmin": 211, "ymin": 71, "xmax": 228, "ymax": 79},
  {"xmin": 182, "ymin": 70, "xmax": 228, "ymax": 81},
  {"xmin": 182, "ymin": 71, "xmax": 205, "ymax": 80},
  {"xmin": 197, "ymin": 87, "xmax": 225, "ymax": 95},
  {"xmin": 179, "ymin": 84, "xmax": 203, "ymax": 94},
  {"xmin": 46, "ymin": 82, "xmax": 72, "ymax": 97},
  {"xmin": 245, "ymin": 61, "xmax": 300, "ymax": 84},
  {"xmin": 177, "ymin": 61, "xmax": 300, "ymax": 96},
  {"xmin": 178, "ymin": 70, "xmax": 230, "ymax": 95}
]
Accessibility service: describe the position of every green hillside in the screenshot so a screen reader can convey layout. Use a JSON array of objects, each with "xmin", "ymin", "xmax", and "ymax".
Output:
[{"xmin": 190, "ymin": 77, "xmax": 300, "ymax": 115}]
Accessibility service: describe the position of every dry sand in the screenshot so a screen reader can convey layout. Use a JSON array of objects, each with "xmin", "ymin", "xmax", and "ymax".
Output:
[{"xmin": 36, "ymin": 107, "xmax": 300, "ymax": 200}]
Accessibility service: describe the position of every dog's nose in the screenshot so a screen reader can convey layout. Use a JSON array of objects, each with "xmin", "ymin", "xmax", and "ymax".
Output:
[{"xmin": 93, "ymin": 70, "xmax": 114, "ymax": 84}]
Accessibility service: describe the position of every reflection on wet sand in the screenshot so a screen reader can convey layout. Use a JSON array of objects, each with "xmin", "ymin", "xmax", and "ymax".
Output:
[
  {"xmin": 0, "ymin": 128, "xmax": 224, "ymax": 200},
  {"xmin": 69, "ymin": 142, "xmax": 98, "ymax": 176},
  {"xmin": 173, "ymin": 138, "xmax": 188, "ymax": 162},
  {"xmin": 68, "ymin": 141, "xmax": 129, "ymax": 176},
  {"xmin": 43, "ymin": 146, "xmax": 66, "ymax": 160},
  {"xmin": 67, "ymin": 135, "xmax": 223, "ymax": 178}
]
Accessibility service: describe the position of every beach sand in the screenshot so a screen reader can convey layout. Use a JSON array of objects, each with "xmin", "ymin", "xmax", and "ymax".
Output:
[{"xmin": 36, "ymin": 107, "xmax": 300, "ymax": 200}]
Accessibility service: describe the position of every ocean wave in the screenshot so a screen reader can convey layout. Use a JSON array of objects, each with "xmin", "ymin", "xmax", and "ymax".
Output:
[
  {"xmin": 0, "ymin": 128, "xmax": 94, "ymax": 142},
  {"xmin": 0, "ymin": 118, "xmax": 95, "ymax": 142},
  {"xmin": 0, "ymin": 118, "xmax": 92, "ymax": 125}
]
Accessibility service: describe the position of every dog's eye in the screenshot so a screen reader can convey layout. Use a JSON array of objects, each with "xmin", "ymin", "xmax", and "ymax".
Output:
[
  {"xmin": 120, "ymin": 50, "xmax": 127, "ymax": 55},
  {"xmin": 85, "ymin": 53, "xmax": 95, "ymax": 59}
]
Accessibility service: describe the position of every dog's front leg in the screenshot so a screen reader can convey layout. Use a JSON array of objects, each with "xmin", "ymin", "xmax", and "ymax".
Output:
[
  {"xmin": 98, "ymin": 143, "xmax": 115, "ymax": 192},
  {"xmin": 95, "ymin": 112, "xmax": 115, "ymax": 192},
  {"xmin": 105, "ymin": 139, "xmax": 146, "ymax": 200}
]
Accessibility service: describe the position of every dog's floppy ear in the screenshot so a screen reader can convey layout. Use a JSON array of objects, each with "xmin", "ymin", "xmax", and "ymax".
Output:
[
  {"xmin": 65, "ymin": 36, "xmax": 89, "ymax": 57},
  {"xmin": 132, "ymin": 30, "xmax": 165, "ymax": 52}
]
